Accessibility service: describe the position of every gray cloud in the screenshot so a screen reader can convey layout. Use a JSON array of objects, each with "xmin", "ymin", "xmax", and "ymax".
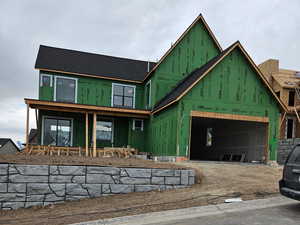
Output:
[{"xmin": 0, "ymin": 0, "xmax": 299, "ymax": 143}]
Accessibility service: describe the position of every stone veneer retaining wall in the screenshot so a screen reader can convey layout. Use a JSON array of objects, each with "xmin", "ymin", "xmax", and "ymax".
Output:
[
  {"xmin": 0, "ymin": 163, "xmax": 195, "ymax": 210},
  {"xmin": 277, "ymin": 138, "xmax": 300, "ymax": 164}
]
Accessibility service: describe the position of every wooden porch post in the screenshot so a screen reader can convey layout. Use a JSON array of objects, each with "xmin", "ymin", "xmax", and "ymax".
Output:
[
  {"xmin": 25, "ymin": 104, "xmax": 29, "ymax": 151},
  {"xmin": 93, "ymin": 112, "xmax": 97, "ymax": 157},
  {"xmin": 85, "ymin": 112, "xmax": 89, "ymax": 157}
]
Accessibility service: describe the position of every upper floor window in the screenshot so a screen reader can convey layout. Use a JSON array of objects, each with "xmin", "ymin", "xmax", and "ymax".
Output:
[
  {"xmin": 112, "ymin": 83, "xmax": 135, "ymax": 108},
  {"xmin": 54, "ymin": 76, "xmax": 77, "ymax": 103},
  {"xmin": 40, "ymin": 74, "xmax": 52, "ymax": 87},
  {"xmin": 288, "ymin": 90, "xmax": 295, "ymax": 106}
]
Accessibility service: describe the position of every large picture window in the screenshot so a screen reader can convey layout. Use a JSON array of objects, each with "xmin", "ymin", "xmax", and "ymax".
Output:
[
  {"xmin": 112, "ymin": 84, "xmax": 135, "ymax": 108},
  {"xmin": 96, "ymin": 121, "xmax": 113, "ymax": 141},
  {"xmin": 42, "ymin": 117, "xmax": 72, "ymax": 146},
  {"xmin": 55, "ymin": 76, "xmax": 77, "ymax": 103}
]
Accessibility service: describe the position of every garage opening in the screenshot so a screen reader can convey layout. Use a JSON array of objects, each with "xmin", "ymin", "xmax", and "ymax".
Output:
[{"xmin": 190, "ymin": 117, "xmax": 268, "ymax": 163}]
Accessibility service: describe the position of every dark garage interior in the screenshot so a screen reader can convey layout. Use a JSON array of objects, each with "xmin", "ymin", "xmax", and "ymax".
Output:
[{"xmin": 190, "ymin": 117, "xmax": 268, "ymax": 162}]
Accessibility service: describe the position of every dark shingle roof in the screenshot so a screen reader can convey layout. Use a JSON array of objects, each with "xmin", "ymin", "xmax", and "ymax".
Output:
[
  {"xmin": 0, "ymin": 138, "xmax": 10, "ymax": 147},
  {"xmin": 153, "ymin": 42, "xmax": 237, "ymax": 112},
  {"xmin": 35, "ymin": 45, "xmax": 156, "ymax": 82}
]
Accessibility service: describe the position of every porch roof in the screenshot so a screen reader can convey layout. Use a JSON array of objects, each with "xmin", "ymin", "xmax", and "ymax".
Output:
[{"xmin": 25, "ymin": 99, "xmax": 150, "ymax": 119}]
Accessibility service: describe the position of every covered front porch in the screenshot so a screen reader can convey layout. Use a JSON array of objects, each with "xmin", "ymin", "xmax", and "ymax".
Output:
[{"xmin": 24, "ymin": 99, "xmax": 150, "ymax": 157}]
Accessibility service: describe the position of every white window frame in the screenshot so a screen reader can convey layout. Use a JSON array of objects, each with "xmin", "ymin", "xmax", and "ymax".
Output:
[
  {"xmin": 132, "ymin": 119, "xmax": 144, "ymax": 131},
  {"xmin": 111, "ymin": 83, "xmax": 136, "ymax": 108},
  {"xmin": 54, "ymin": 76, "xmax": 78, "ymax": 103},
  {"xmin": 96, "ymin": 118, "xmax": 114, "ymax": 143},
  {"xmin": 145, "ymin": 80, "xmax": 151, "ymax": 108},
  {"xmin": 41, "ymin": 116, "xmax": 74, "ymax": 146},
  {"xmin": 285, "ymin": 117, "xmax": 295, "ymax": 139},
  {"xmin": 40, "ymin": 73, "xmax": 52, "ymax": 87}
]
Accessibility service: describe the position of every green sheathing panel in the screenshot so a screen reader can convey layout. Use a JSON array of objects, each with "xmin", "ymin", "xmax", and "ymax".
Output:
[
  {"xmin": 38, "ymin": 71, "xmax": 145, "ymax": 109},
  {"xmin": 145, "ymin": 105, "xmax": 179, "ymax": 156},
  {"xmin": 128, "ymin": 119, "xmax": 145, "ymax": 151},
  {"xmin": 178, "ymin": 48, "xmax": 281, "ymax": 160},
  {"xmin": 150, "ymin": 21, "xmax": 220, "ymax": 108},
  {"xmin": 38, "ymin": 110, "xmax": 138, "ymax": 149}
]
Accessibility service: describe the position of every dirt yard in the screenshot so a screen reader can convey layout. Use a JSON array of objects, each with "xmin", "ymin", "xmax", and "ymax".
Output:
[{"xmin": 0, "ymin": 161, "xmax": 283, "ymax": 225}]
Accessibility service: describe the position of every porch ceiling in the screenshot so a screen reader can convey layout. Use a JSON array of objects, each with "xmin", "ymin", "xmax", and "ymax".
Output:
[{"xmin": 24, "ymin": 98, "xmax": 150, "ymax": 119}]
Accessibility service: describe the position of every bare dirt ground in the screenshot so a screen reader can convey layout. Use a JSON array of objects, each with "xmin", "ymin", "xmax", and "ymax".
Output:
[
  {"xmin": 0, "ymin": 161, "xmax": 283, "ymax": 225},
  {"xmin": 0, "ymin": 154, "xmax": 187, "ymax": 169}
]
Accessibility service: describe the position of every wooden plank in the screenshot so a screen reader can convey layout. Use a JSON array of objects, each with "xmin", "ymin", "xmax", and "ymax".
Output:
[
  {"xmin": 85, "ymin": 112, "xmax": 89, "ymax": 157},
  {"xmin": 93, "ymin": 112, "xmax": 97, "ymax": 157},
  {"xmin": 25, "ymin": 104, "xmax": 29, "ymax": 151},
  {"xmin": 279, "ymin": 111, "xmax": 287, "ymax": 128},
  {"xmin": 190, "ymin": 111, "xmax": 269, "ymax": 123},
  {"xmin": 294, "ymin": 107, "xmax": 300, "ymax": 123}
]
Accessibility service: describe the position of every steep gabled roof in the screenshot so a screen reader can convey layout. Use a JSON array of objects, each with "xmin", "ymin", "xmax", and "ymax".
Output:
[
  {"xmin": 0, "ymin": 138, "xmax": 19, "ymax": 150},
  {"xmin": 143, "ymin": 14, "xmax": 222, "ymax": 82},
  {"xmin": 153, "ymin": 41, "xmax": 287, "ymax": 114},
  {"xmin": 35, "ymin": 45, "xmax": 156, "ymax": 83}
]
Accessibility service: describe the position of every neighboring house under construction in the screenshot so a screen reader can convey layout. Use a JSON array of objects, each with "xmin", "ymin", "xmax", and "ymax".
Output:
[{"xmin": 259, "ymin": 59, "xmax": 300, "ymax": 139}]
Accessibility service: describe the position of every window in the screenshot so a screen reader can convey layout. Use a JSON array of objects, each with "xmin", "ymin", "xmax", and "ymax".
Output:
[
  {"xmin": 42, "ymin": 117, "xmax": 72, "ymax": 146},
  {"xmin": 288, "ymin": 146, "xmax": 300, "ymax": 163},
  {"xmin": 40, "ymin": 74, "xmax": 52, "ymax": 87},
  {"xmin": 206, "ymin": 128, "xmax": 212, "ymax": 146},
  {"xmin": 55, "ymin": 76, "xmax": 77, "ymax": 103},
  {"xmin": 275, "ymin": 91, "xmax": 280, "ymax": 98},
  {"xmin": 133, "ymin": 119, "xmax": 143, "ymax": 131},
  {"xmin": 145, "ymin": 81, "xmax": 151, "ymax": 108},
  {"xmin": 112, "ymin": 83, "xmax": 135, "ymax": 108},
  {"xmin": 286, "ymin": 118, "xmax": 294, "ymax": 139},
  {"xmin": 288, "ymin": 91, "xmax": 295, "ymax": 106},
  {"xmin": 96, "ymin": 121, "xmax": 113, "ymax": 141}
]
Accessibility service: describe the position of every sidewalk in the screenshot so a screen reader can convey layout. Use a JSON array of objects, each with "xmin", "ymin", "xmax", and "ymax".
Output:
[{"xmin": 70, "ymin": 196, "xmax": 296, "ymax": 225}]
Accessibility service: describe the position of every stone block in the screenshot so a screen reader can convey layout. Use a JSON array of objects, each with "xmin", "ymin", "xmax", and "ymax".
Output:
[
  {"xmin": 112, "ymin": 175, "xmax": 121, "ymax": 184},
  {"xmin": 152, "ymin": 169, "xmax": 174, "ymax": 177},
  {"xmin": 86, "ymin": 174, "xmax": 114, "ymax": 184},
  {"xmin": 102, "ymin": 184, "xmax": 111, "ymax": 194},
  {"xmin": 151, "ymin": 177, "xmax": 165, "ymax": 185},
  {"xmin": 58, "ymin": 166, "xmax": 86, "ymax": 175},
  {"xmin": 188, "ymin": 170, "xmax": 195, "ymax": 177},
  {"xmin": 49, "ymin": 175, "xmax": 72, "ymax": 183},
  {"xmin": 165, "ymin": 177, "xmax": 180, "ymax": 185},
  {"xmin": 110, "ymin": 184, "xmax": 133, "ymax": 194},
  {"xmin": 180, "ymin": 170, "xmax": 189, "ymax": 185},
  {"xmin": 66, "ymin": 184, "xmax": 88, "ymax": 195},
  {"xmin": 120, "ymin": 177, "xmax": 150, "ymax": 185},
  {"xmin": 0, "ymin": 175, "xmax": 7, "ymax": 182},
  {"xmin": 49, "ymin": 184, "xmax": 65, "ymax": 196},
  {"xmin": 66, "ymin": 195, "xmax": 87, "ymax": 201},
  {"xmin": 135, "ymin": 185, "xmax": 159, "ymax": 192},
  {"xmin": 87, "ymin": 166, "xmax": 120, "ymax": 175},
  {"xmin": 45, "ymin": 194, "xmax": 65, "ymax": 202},
  {"xmin": 0, "ymin": 183, "xmax": 7, "ymax": 192},
  {"xmin": 0, "ymin": 164, "xmax": 8, "ymax": 175},
  {"xmin": 26, "ymin": 195, "xmax": 45, "ymax": 202},
  {"xmin": 83, "ymin": 184, "xmax": 102, "ymax": 197},
  {"xmin": 27, "ymin": 183, "xmax": 51, "ymax": 195},
  {"xmin": 25, "ymin": 202, "xmax": 43, "ymax": 208},
  {"xmin": 2, "ymin": 202, "xmax": 25, "ymax": 209},
  {"xmin": 8, "ymin": 183, "xmax": 26, "ymax": 193},
  {"xmin": 71, "ymin": 176, "xmax": 86, "ymax": 184},
  {"xmin": 125, "ymin": 168, "xmax": 151, "ymax": 178},
  {"xmin": 120, "ymin": 169, "xmax": 129, "ymax": 177},
  {"xmin": 188, "ymin": 176, "xmax": 195, "ymax": 185},
  {"xmin": 174, "ymin": 170, "xmax": 181, "ymax": 176},
  {"xmin": 0, "ymin": 193, "xmax": 25, "ymax": 201},
  {"xmin": 12, "ymin": 165, "xmax": 49, "ymax": 175},
  {"xmin": 50, "ymin": 166, "xmax": 59, "ymax": 175},
  {"xmin": 9, "ymin": 174, "xmax": 48, "ymax": 183}
]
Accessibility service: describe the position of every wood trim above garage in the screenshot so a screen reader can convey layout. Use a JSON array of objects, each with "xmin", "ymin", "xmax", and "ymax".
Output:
[{"xmin": 190, "ymin": 111, "xmax": 269, "ymax": 123}]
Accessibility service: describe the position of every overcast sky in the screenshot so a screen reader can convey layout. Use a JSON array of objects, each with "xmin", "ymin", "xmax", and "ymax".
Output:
[{"xmin": 0, "ymin": 0, "xmax": 299, "ymax": 145}]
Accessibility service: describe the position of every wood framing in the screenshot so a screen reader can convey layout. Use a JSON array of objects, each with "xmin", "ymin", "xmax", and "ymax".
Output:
[
  {"xmin": 85, "ymin": 112, "xmax": 89, "ymax": 157},
  {"xmin": 190, "ymin": 111, "xmax": 269, "ymax": 123},
  {"xmin": 93, "ymin": 113, "xmax": 97, "ymax": 157},
  {"xmin": 25, "ymin": 99, "xmax": 150, "ymax": 118},
  {"xmin": 25, "ymin": 104, "xmax": 29, "ymax": 150}
]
